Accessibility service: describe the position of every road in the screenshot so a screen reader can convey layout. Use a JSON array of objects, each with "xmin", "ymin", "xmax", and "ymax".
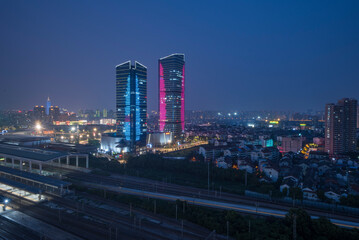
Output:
[{"xmin": 67, "ymin": 172, "xmax": 359, "ymax": 229}]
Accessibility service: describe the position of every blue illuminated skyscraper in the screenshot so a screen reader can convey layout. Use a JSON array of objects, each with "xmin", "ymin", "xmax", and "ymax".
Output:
[
  {"xmin": 116, "ymin": 61, "xmax": 147, "ymax": 152},
  {"xmin": 46, "ymin": 97, "xmax": 51, "ymax": 115}
]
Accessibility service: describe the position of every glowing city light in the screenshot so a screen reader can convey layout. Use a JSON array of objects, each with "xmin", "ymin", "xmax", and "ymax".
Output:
[{"xmin": 35, "ymin": 123, "xmax": 42, "ymax": 131}]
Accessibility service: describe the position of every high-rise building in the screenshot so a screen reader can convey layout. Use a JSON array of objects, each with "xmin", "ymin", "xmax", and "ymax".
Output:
[
  {"xmin": 95, "ymin": 109, "xmax": 100, "ymax": 118},
  {"xmin": 325, "ymin": 98, "xmax": 357, "ymax": 155},
  {"xmin": 357, "ymin": 105, "xmax": 359, "ymax": 129},
  {"xmin": 158, "ymin": 53, "xmax": 185, "ymax": 139},
  {"xmin": 103, "ymin": 108, "xmax": 108, "ymax": 118},
  {"xmin": 116, "ymin": 61, "xmax": 147, "ymax": 152},
  {"xmin": 46, "ymin": 97, "xmax": 51, "ymax": 115},
  {"xmin": 49, "ymin": 106, "xmax": 60, "ymax": 121},
  {"xmin": 33, "ymin": 105, "xmax": 46, "ymax": 120}
]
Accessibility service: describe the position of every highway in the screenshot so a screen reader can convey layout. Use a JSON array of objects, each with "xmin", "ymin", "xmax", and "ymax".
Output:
[{"xmin": 67, "ymin": 172, "xmax": 359, "ymax": 230}]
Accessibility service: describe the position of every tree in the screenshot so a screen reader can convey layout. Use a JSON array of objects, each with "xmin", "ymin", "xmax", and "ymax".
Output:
[
  {"xmin": 88, "ymin": 139, "xmax": 100, "ymax": 148},
  {"xmin": 285, "ymin": 208, "xmax": 313, "ymax": 240}
]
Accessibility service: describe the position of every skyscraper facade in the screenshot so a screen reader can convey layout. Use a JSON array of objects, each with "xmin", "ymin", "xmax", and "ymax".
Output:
[
  {"xmin": 158, "ymin": 53, "xmax": 185, "ymax": 139},
  {"xmin": 46, "ymin": 97, "xmax": 51, "ymax": 115},
  {"xmin": 325, "ymin": 98, "xmax": 357, "ymax": 155},
  {"xmin": 116, "ymin": 61, "xmax": 147, "ymax": 151}
]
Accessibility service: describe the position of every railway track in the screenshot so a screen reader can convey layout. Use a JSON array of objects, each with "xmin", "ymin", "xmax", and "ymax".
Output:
[
  {"xmin": 0, "ymin": 188, "xmax": 217, "ymax": 240},
  {"xmin": 66, "ymin": 190, "xmax": 226, "ymax": 240},
  {"xmin": 66, "ymin": 172, "xmax": 359, "ymax": 223},
  {"xmin": 0, "ymin": 190, "xmax": 142, "ymax": 240}
]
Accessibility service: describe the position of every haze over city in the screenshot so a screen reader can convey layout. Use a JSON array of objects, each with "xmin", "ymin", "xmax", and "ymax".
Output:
[{"xmin": 1, "ymin": 0, "xmax": 358, "ymax": 112}]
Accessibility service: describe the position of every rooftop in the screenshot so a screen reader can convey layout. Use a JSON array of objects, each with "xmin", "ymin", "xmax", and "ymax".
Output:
[
  {"xmin": 0, "ymin": 166, "xmax": 70, "ymax": 188},
  {"xmin": 0, "ymin": 135, "xmax": 50, "ymax": 143},
  {"xmin": 0, "ymin": 177, "xmax": 41, "ymax": 194},
  {"xmin": 0, "ymin": 144, "xmax": 68, "ymax": 162}
]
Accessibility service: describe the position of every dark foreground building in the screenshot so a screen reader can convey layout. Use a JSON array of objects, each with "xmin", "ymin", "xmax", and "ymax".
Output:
[
  {"xmin": 116, "ymin": 61, "xmax": 147, "ymax": 152},
  {"xmin": 325, "ymin": 98, "xmax": 357, "ymax": 155},
  {"xmin": 158, "ymin": 53, "xmax": 185, "ymax": 139}
]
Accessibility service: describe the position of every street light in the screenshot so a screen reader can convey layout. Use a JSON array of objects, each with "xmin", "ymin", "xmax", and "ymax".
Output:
[
  {"xmin": 3, "ymin": 198, "xmax": 9, "ymax": 211},
  {"xmin": 35, "ymin": 123, "xmax": 42, "ymax": 131}
]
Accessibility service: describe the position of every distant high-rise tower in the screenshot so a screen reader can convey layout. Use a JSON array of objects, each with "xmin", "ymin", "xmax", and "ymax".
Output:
[
  {"xmin": 46, "ymin": 97, "xmax": 51, "ymax": 115},
  {"xmin": 325, "ymin": 98, "xmax": 357, "ymax": 155},
  {"xmin": 158, "ymin": 53, "xmax": 185, "ymax": 138},
  {"xmin": 116, "ymin": 61, "xmax": 147, "ymax": 152}
]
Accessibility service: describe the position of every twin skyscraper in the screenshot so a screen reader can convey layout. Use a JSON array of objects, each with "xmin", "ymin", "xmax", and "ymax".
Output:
[{"xmin": 115, "ymin": 53, "xmax": 185, "ymax": 152}]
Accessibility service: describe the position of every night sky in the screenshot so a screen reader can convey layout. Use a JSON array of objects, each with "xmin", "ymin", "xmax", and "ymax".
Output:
[{"xmin": 1, "ymin": 0, "xmax": 358, "ymax": 112}]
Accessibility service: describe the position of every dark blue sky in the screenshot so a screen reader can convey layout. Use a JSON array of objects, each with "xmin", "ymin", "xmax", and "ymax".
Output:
[{"xmin": 1, "ymin": 0, "xmax": 358, "ymax": 112}]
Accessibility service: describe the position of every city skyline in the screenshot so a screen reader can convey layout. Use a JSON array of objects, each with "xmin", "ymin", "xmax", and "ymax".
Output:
[
  {"xmin": 1, "ymin": 1, "xmax": 359, "ymax": 112},
  {"xmin": 1, "ymin": 1, "xmax": 359, "ymax": 239}
]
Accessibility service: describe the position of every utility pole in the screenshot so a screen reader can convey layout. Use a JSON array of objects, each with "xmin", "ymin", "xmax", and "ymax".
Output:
[
  {"xmin": 208, "ymin": 151, "xmax": 212, "ymax": 194},
  {"xmin": 181, "ymin": 220, "xmax": 184, "ymax": 239},
  {"xmin": 58, "ymin": 209, "xmax": 61, "ymax": 223},
  {"xmin": 245, "ymin": 170, "xmax": 247, "ymax": 187},
  {"xmin": 176, "ymin": 204, "xmax": 178, "ymax": 220},
  {"xmin": 154, "ymin": 200, "xmax": 156, "ymax": 214},
  {"xmin": 226, "ymin": 221, "xmax": 229, "ymax": 240},
  {"xmin": 293, "ymin": 214, "xmax": 297, "ymax": 240},
  {"xmin": 130, "ymin": 203, "xmax": 132, "ymax": 217}
]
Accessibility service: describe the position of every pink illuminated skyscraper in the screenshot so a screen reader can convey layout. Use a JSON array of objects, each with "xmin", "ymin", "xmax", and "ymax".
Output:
[{"xmin": 158, "ymin": 53, "xmax": 185, "ymax": 138}]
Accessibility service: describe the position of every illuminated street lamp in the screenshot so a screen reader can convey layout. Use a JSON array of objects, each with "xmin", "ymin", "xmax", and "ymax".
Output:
[
  {"xmin": 3, "ymin": 198, "xmax": 9, "ymax": 211},
  {"xmin": 35, "ymin": 123, "xmax": 42, "ymax": 131}
]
